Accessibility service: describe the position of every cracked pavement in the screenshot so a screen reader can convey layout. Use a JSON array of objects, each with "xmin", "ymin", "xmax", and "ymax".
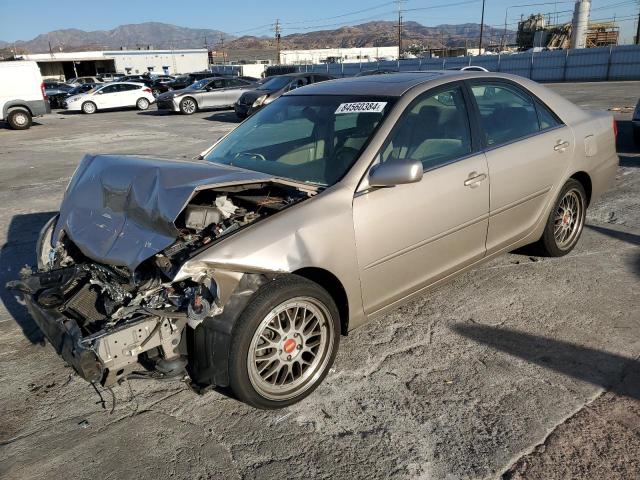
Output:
[{"xmin": 0, "ymin": 82, "xmax": 639, "ymax": 480}]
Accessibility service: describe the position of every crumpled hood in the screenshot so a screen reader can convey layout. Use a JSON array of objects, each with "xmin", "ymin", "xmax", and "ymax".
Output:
[{"xmin": 53, "ymin": 154, "xmax": 273, "ymax": 271}]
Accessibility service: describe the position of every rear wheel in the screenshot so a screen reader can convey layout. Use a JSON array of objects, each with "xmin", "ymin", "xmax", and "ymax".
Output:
[
  {"xmin": 136, "ymin": 97, "xmax": 150, "ymax": 110},
  {"xmin": 537, "ymin": 179, "xmax": 587, "ymax": 256},
  {"xmin": 7, "ymin": 109, "xmax": 32, "ymax": 130},
  {"xmin": 227, "ymin": 276, "xmax": 340, "ymax": 409},
  {"xmin": 81, "ymin": 101, "xmax": 96, "ymax": 114},
  {"xmin": 179, "ymin": 97, "xmax": 197, "ymax": 115}
]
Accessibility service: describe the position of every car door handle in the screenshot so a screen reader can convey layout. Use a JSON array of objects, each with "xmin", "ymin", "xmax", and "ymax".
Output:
[
  {"xmin": 554, "ymin": 140, "xmax": 570, "ymax": 152},
  {"xmin": 464, "ymin": 172, "xmax": 487, "ymax": 187}
]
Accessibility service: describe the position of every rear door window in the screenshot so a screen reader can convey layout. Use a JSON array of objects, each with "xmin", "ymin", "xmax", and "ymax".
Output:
[
  {"xmin": 469, "ymin": 82, "xmax": 540, "ymax": 146},
  {"xmin": 534, "ymin": 99, "xmax": 562, "ymax": 130}
]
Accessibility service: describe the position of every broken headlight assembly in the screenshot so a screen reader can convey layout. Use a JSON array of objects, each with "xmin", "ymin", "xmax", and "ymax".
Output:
[{"xmin": 8, "ymin": 183, "xmax": 308, "ymax": 387}]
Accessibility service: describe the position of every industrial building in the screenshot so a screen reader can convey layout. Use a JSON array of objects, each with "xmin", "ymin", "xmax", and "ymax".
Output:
[
  {"xmin": 516, "ymin": 0, "xmax": 619, "ymax": 51},
  {"xmin": 16, "ymin": 49, "xmax": 209, "ymax": 80},
  {"xmin": 279, "ymin": 46, "xmax": 399, "ymax": 64}
]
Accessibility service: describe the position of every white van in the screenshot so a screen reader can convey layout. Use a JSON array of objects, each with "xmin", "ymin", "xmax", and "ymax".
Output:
[{"xmin": 0, "ymin": 61, "xmax": 50, "ymax": 130}]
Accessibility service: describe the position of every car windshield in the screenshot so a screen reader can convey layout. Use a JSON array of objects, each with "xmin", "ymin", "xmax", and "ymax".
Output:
[
  {"xmin": 204, "ymin": 95, "xmax": 395, "ymax": 186},
  {"xmin": 187, "ymin": 79, "xmax": 212, "ymax": 90},
  {"xmin": 257, "ymin": 76, "xmax": 293, "ymax": 91}
]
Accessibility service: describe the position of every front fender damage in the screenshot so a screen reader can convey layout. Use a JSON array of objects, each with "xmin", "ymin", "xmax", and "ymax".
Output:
[
  {"xmin": 187, "ymin": 273, "xmax": 274, "ymax": 390},
  {"xmin": 8, "ymin": 176, "xmax": 312, "ymax": 389}
]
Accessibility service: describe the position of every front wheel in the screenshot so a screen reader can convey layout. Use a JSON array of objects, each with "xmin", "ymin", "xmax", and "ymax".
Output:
[
  {"xmin": 537, "ymin": 179, "xmax": 587, "ymax": 256},
  {"xmin": 81, "ymin": 101, "xmax": 96, "ymax": 114},
  {"xmin": 136, "ymin": 97, "xmax": 150, "ymax": 110},
  {"xmin": 179, "ymin": 97, "xmax": 197, "ymax": 115},
  {"xmin": 227, "ymin": 276, "xmax": 340, "ymax": 409}
]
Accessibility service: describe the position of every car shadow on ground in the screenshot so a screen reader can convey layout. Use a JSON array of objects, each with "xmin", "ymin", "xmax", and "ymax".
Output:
[
  {"xmin": 0, "ymin": 120, "xmax": 44, "ymax": 130},
  {"xmin": 616, "ymin": 120, "xmax": 639, "ymax": 168},
  {"xmin": 203, "ymin": 111, "xmax": 242, "ymax": 124},
  {"xmin": 0, "ymin": 212, "xmax": 57, "ymax": 343},
  {"xmin": 584, "ymin": 223, "xmax": 640, "ymax": 279},
  {"xmin": 452, "ymin": 324, "xmax": 640, "ymax": 400},
  {"xmin": 137, "ymin": 110, "xmax": 172, "ymax": 116}
]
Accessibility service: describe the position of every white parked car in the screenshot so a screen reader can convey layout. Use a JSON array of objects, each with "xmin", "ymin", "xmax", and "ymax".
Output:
[
  {"xmin": 0, "ymin": 61, "xmax": 50, "ymax": 129},
  {"xmin": 63, "ymin": 82, "xmax": 155, "ymax": 114}
]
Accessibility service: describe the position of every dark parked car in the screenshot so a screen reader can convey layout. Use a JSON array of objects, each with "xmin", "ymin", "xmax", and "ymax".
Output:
[
  {"xmin": 234, "ymin": 73, "xmax": 335, "ymax": 118},
  {"xmin": 166, "ymin": 72, "xmax": 213, "ymax": 91},
  {"xmin": 48, "ymin": 83, "xmax": 97, "ymax": 109},
  {"xmin": 44, "ymin": 81, "xmax": 73, "ymax": 105},
  {"xmin": 633, "ymin": 99, "xmax": 640, "ymax": 145}
]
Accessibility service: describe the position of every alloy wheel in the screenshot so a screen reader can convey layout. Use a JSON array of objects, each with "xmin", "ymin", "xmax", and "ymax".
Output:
[
  {"xmin": 181, "ymin": 98, "xmax": 196, "ymax": 114},
  {"xmin": 247, "ymin": 297, "xmax": 334, "ymax": 401},
  {"xmin": 553, "ymin": 188, "xmax": 584, "ymax": 249}
]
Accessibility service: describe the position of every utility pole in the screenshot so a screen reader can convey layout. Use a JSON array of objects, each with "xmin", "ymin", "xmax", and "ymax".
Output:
[
  {"xmin": 219, "ymin": 35, "xmax": 226, "ymax": 65},
  {"xmin": 635, "ymin": 8, "xmax": 640, "ymax": 44},
  {"xmin": 397, "ymin": 0, "xmax": 404, "ymax": 59},
  {"xmin": 479, "ymin": 0, "xmax": 486, "ymax": 54},
  {"xmin": 48, "ymin": 40, "xmax": 54, "ymax": 57},
  {"xmin": 275, "ymin": 19, "xmax": 282, "ymax": 64}
]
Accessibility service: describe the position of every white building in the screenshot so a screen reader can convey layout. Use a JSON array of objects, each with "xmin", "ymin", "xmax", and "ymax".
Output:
[
  {"xmin": 17, "ymin": 49, "xmax": 208, "ymax": 80},
  {"xmin": 279, "ymin": 46, "xmax": 399, "ymax": 65}
]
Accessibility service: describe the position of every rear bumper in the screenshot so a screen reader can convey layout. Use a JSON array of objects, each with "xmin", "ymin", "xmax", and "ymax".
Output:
[{"xmin": 23, "ymin": 293, "xmax": 102, "ymax": 382}]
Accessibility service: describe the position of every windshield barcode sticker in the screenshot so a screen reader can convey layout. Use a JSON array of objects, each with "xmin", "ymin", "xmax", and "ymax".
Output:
[{"xmin": 335, "ymin": 102, "xmax": 387, "ymax": 114}]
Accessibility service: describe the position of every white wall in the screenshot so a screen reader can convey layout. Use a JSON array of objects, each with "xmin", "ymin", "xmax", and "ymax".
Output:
[
  {"xmin": 105, "ymin": 49, "xmax": 208, "ymax": 75},
  {"xmin": 280, "ymin": 46, "xmax": 399, "ymax": 64}
]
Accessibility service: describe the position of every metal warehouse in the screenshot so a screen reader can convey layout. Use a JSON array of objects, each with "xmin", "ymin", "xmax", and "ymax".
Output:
[{"xmin": 17, "ymin": 49, "xmax": 209, "ymax": 80}]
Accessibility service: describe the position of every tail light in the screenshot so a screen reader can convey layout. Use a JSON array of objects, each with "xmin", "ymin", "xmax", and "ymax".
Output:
[
  {"xmin": 41, "ymin": 82, "xmax": 48, "ymax": 100},
  {"xmin": 612, "ymin": 119, "xmax": 618, "ymax": 138},
  {"xmin": 143, "ymin": 87, "xmax": 152, "ymax": 93}
]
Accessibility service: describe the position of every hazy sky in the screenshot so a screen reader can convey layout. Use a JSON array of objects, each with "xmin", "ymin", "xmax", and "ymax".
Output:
[{"xmin": 1, "ymin": 0, "xmax": 638, "ymax": 44}]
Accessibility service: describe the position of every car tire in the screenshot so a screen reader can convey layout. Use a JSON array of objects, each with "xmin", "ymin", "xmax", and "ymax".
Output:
[
  {"xmin": 179, "ymin": 97, "xmax": 197, "ymax": 115},
  {"xmin": 226, "ymin": 275, "xmax": 340, "ymax": 409},
  {"xmin": 7, "ymin": 108, "xmax": 32, "ymax": 130},
  {"xmin": 537, "ymin": 179, "xmax": 587, "ymax": 257},
  {"xmin": 81, "ymin": 101, "xmax": 97, "ymax": 114},
  {"xmin": 136, "ymin": 97, "xmax": 150, "ymax": 110}
]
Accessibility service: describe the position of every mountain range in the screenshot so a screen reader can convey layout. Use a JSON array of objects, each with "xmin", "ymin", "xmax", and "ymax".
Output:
[{"xmin": 0, "ymin": 21, "xmax": 516, "ymax": 54}]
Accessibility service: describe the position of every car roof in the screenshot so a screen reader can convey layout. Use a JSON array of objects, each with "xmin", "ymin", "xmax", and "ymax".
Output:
[
  {"xmin": 286, "ymin": 71, "xmax": 453, "ymax": 97},
  {"xmin": 286, "ymin": 71, "xmax": 533, "ymax": 97},
  {"xmin": 100, "ymin": 81, "xmax": 144, "ymax": 86}
]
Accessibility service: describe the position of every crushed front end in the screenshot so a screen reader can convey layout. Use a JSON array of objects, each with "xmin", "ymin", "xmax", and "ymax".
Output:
[{"xmin": 7, "ymin": 156, "xmax": 312, "ymax": 387}]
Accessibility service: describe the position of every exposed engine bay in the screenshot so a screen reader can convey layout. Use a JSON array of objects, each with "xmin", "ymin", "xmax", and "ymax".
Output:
[{"xmin": 9, "ymin": 182, "xmax": 309, "ymax": 387}]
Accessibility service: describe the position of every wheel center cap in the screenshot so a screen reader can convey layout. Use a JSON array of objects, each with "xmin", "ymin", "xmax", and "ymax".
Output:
[
  {"xmin": 283, "ymin": 338, "xmax": 297, "ymax": 354},
  {"xmin": 563, "ymin": 214, "xmax": 571, "ymax": 225}
]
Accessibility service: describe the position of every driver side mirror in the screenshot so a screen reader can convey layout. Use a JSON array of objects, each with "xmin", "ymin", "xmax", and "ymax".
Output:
[{"xmin": 368, "ymin": 159, "xmax": 423, "ymax": 187}]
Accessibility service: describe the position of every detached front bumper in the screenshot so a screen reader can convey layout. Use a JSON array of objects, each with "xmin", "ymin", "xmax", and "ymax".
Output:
[{"xmin": 23, "ymin": 292, "xmax": 103, "ymax": 382}]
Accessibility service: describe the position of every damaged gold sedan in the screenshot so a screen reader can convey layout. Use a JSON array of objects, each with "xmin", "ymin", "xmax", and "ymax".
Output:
[{"xmin": 8, "ymin": 72, "xmax": 617, "ymax": 408}]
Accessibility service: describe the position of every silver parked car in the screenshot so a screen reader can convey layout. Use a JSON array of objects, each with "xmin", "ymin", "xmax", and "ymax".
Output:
[
  {"xmin": 156, "ymin": 77, "xmax": 256, "ymax": 114},
  {"xmin": 9, "ymin": 72, "xmax": 617, "ymax": 409}
]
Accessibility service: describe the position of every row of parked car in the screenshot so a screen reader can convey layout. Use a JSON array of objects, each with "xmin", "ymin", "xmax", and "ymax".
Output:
[{"xmin": 44, "ymin": 71, "xmax": 338, "ymax": 119}]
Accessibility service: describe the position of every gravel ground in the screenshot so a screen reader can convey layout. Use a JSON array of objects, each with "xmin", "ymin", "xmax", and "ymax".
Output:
[{"xmin": 0, "ymin": 82, "xmax": 638, "ymax": 480}]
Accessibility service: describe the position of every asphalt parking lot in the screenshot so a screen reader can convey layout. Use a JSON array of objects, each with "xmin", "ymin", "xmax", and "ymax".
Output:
[{"xmin": 0, "ymin": 81, "xmax": 639, "ymax": 480}]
